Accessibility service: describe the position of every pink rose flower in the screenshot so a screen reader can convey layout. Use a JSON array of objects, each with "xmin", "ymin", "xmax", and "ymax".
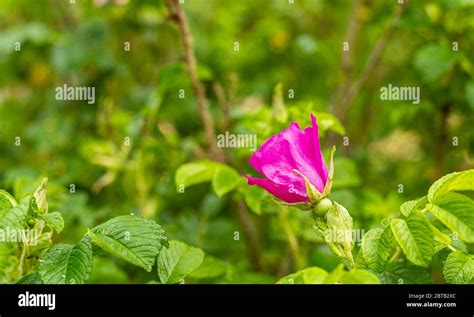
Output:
[{"xmin": 244, "ymin": 114, "xmax": 334, "ymax": 205}]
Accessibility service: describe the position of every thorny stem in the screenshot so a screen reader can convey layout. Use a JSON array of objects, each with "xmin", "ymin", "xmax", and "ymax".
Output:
[
  {"xmin": 166, "ymin": 0, "xmax": 223, "ymax": 161},
  {"xmin": 166, "ymin": 0, "xmax": 263, "ymax": 271},
  {"xmin": 334, "ymin": 2, "xmax": 407, "ymax": 124}
]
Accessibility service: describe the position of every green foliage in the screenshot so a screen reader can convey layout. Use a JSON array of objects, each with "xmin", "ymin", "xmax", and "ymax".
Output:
[
  {"xmin": 359, "ymin": 169, "xmax": 474, "ymax": 283},
  {"xmin": 381, "ymin": 260, "xmax": 433, "ymax": 284},
  {"xmin": 339, "ymin": 269, "xmax": 380, "ymax": 284},
  {"xmin": 0, "ymin": 184, "xmax": 206, "ymax": 284},
  {"xmin": 391, "ymin": 212, "xmax": 435, "ymax": 267},
  {"xmin": 1, "ymin": 0, "xmax": 474, "ymax": 285},
  {"xmin": 443, "ymin": 251, "xmax": 474, "ymax": 284},
  {"xmin": 277, "ymin": 267, "xmax": 328, "ymax": 284},
  {"xmin": 38, "ymin": 238, "xmax": 93, "ymax": 284},
  {"xmin": 157, "ymin": 240, "xmax": 204, "ymax": 284},
  {"xmin": 175, "ymin": 161, "xmax": 220, "ymax": 190},
  {"xmin": 212, "ymin": 165, "xmax": 242, "ymax": 197},
  {"xmin": 427, "ymin": 193, "xmax": 474, "ymax": 243},
  {"xmin": 89, "ymin": 215, "xmax": 167, "ymax": 272},
  {"xmin": 361, "ymin": 226, "xmax": 395, "ymax": 273}
]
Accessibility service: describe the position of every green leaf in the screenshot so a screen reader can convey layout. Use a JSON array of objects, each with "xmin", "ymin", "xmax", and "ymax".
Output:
[
  {"xmin": 189, "ymin": 255, "xmax": 228, "ymax": 280},
  {"xmin": 413, "ymin": 44, "xmax": 457, "ymax": 82},
  {"xmin": 0, "ymin": 242, "xmax": 20, "ymax": 283},
  {"xmin": 276, "ymin": 267, "xmax": 328, "ymax": 284},
  {"xmin": 340, "ymin": 269, "xmax": 380, "ymax": 284},
  {"xmin": 443, "ymin": 251, "xmax": 474, "ymax": 284},
  {"xmin": 391, "ymin": 212, "xmax": 435, "ymax": 267},
  {"xmin": 33, "ymin": 177, "xmax": 48, "ymax": 213},
  {"xmin": 381, "ymin": 260, "xmax": 433, "ymax": 284},
  {"xmin": 40, "ymin": 212, "xmax": 64, "ymax": 233},
  {"xmin": 325, "ymin": 202, "xmax": 354, "ymax": 258},
  {"xmin": 16, "ymin": 272, "xmax": 43, "ymax": 284},
  {"xmin": 175, "ymin": 161, "xmax": 219, "ymax": 190},
  {"xmin": 400, "ymin": 196, "xmax": 428, "ymax": 217},
  {"xmin": 38, "ymin": 237, "xmax": 93, "ymax": 284},
  {"xmin": 0, "ymin": 190, "xmax": 18, "ymax": 209},
  {"xmin": 428, "ymin": 169, "xmax": 474, "ymax": 203},
  {"xmin": 361, "ymin": 226, "xmax": 395, "ymax": 272},
  {"xmin": 90, "ymin": 215, "xmax": 167, "ymax": 272},
  {"xmin": 323, "ymin": 264, "xmax": 345, "ymax": 284},
  {"xmin": 429, "ymin": 223, "xmax": 452, "ymax": 253},
  {"xmin": 212, "ymin": 165, "xmax": 242, "ymax": 197},
  {"xmin": 0, "ymin": 207, "xmax": 28, "ymax": 230},
  {"xmin": 427, "ymin": 192, "xmax": 474, "ymax": 243},
  {"xmin": 240, "ymin": 184, "xmax": 268, "ymax": 215},
  {"xmin": 314, "ymin": 112, "xmax": 346, "ymax": 136},
  {"xmin": 157, "ymin": 240, "xmax": 204, "ymax": 284}
]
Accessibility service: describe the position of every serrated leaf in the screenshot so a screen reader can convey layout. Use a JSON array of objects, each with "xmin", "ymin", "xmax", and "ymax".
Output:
[
  {"xmin": 430, "ymin": 224, "xmax": 452, "ymax": 253},
  {"xmin": 443, "ymin": 251, "xmax": 474, "ymax": 284},
  {"xmin": 400, "ymin": 196, "xmax": 428, "ymax": 217},
  {"xmin": 212, "ymin": 165, "xmax": 242, "ymax": 197},
  {"xmin": 428, "ymin": 169, "xmax": 474, "ymax": 203},
  {"xmin": 175, "ymin": 161, "xmax": 219, "ymax": 190},
  {"xmin": 157, "ymin": 240, "xmax": 204, "ymax": 284},
  {"xmin": 40, "ymin": 212, "xmax": 64, "ymax": 233},
  {"xmin": 90, "ymin": 215, "xmax": 167, "ymax": 272},
  {"xmin": 16, "ymin": 272, "xmax": 43, "ymax": 284},
  {"xmin": 0, "ymin": 190, "xmax": 18, "ymax": 209},
  {"xmin": 381, "ymin": 260, "xmax": 433, "ymax": 284},
  {"xmin": 38, "ymin": 237, "xmax": 92, "ymax": 284},
  {"xmin": 427, "ymin": 192, "xmax": 474, "ymax": 243},
  {"xmin": 391, "ymin": 212, "xmax": 435, "ymax": 267},
  {"xmin": 276, "ymin": 267, "xmax": 328, "ymax": 284},
  {"xmin": 361, "ymin": 226, "xmax": 395, "ymax": 272},
  {"xmin": 340, "ymin": 269, "xmax": 380, "ymax": 284},
  {"xmin": 0, "ymin": 207, "xmax": 28, "ymax": 230}
]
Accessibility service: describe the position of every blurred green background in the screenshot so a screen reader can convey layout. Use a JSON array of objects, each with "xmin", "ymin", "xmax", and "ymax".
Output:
[{"xmin": 0, "ymin": 0, "xmax": 473, "ymax": 283}]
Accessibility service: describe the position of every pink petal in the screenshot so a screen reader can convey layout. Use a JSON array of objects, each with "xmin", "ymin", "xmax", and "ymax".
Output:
[
  {"xmin": 243, "ymin": 174, "xmax": 308, "ymax": 203},
  {"xmin": 248, "ymin": 114, "xmax": 328, "ymax": 193}
]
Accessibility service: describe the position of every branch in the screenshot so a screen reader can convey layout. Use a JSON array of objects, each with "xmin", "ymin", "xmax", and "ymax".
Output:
[
  {"xmin": 335, "ymin": 2, "xmax": 407, "ymax": 123},
  {"xmin": 330, "ymin": 0, "xmax": 362, "ymax": 114},
  {"xmin": 166, "ymin": 0, "xmax": 223, "ymax": 161},
  {"xmin": 166, "ymin": 0, "xmax": 263, "ymax": 271}
]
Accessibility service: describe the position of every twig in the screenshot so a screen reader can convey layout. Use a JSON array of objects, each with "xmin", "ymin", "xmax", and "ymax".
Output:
[
  {"xmin": 166, "ymin": 0, "xmax": 263, "ymax": 271},
  {"xmin": 335, "ymin": 2, "xmax": 407, "ymax": 123},
  {"xmin": 332, "ymin": 0, "xmax": 362, "ymax": 110},
  {"xmin": 166, "ymin": 0, "xmax": 223, "ymax": 161}
]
